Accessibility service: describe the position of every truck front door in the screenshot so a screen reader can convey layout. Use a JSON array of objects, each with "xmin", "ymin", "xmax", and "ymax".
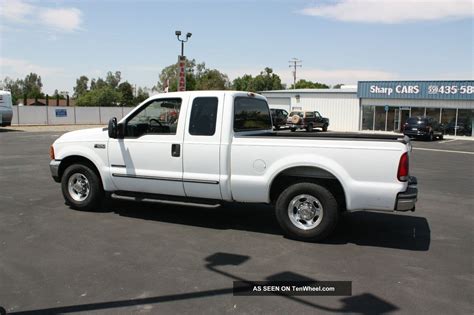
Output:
[{"xmin": 108, "ymin": 97, "xmax": 187, "ymax": 196}]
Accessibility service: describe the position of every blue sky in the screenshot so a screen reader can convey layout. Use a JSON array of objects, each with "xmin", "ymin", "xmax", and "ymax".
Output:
[{"xmin": 1, "ymin": 0, "xmax": 473, "ymax": 94}]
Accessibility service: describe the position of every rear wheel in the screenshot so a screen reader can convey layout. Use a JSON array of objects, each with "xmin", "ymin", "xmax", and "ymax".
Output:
[
  {"xmin": 427, "ymin": 132, "xmax": 434, "ymax": 141},
  {"xmin": 306, "ymin": 124, "xmax": 313, "ymax": 132},
  {"xmin": 275, "ymin": 183, "xmax": 339, "ymax": 241},
  {"xmin": 61, "ymin": 163, "xmax": 103, "ymax": 211},
  {"xmin": 290, "ymin": 128, "xmax": 296, "ymax": 132}
]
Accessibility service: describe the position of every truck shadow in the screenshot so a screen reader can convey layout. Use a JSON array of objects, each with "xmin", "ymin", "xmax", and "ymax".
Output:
[
  {"xmin": 109, "ymin": 202, "xmax": 430, "ymax": 251},
  {"xmin": 3, "ymin": 252, "xmax": 399, "ymax": 315}
]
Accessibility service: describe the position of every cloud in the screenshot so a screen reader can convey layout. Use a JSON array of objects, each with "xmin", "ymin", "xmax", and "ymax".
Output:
[
  {"xmin": 226, "ymin": 67, "xmax": 397, "ymax": 85},
  {"xmin": 0, "ymin": 57, "xmax": 64, "ymax": 77},
  {"xmin": 300, "ymin": 0, "xmax": 474, "ymax": 23},
  {"xmin": 0, "ymin": 0, "xmax": 82, "ymax": 32}
]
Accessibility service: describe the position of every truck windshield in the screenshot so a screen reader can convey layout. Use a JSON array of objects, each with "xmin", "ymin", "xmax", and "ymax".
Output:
[{"xmin": 234, "ymin": 97, "xmax": 272, "ymax": 132}]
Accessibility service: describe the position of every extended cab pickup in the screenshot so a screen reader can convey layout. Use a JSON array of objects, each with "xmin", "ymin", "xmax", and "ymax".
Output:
[{"xmin": 49, "ymin": 91, "xmax": 418, "ymax": 241}]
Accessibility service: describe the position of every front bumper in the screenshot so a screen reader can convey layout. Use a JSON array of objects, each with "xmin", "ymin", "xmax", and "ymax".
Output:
[
  {"xmin": 395, "ymin": 176, "xmax": 418, "ymax": 211},
  {"xmin": 50, "ymin": 160, "xmax": 61, "ymax": 182}
]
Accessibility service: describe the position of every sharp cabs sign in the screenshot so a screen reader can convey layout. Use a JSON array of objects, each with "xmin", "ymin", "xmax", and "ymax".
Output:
[{"xmin": 358, "ymin": 81, "xmax": 474, "ymax": 100}]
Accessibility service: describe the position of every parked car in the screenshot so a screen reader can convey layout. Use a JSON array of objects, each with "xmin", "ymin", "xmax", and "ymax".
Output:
[
  {"xmin": 49, "ymin": 91, "xmax": 417, "ymax": 242},
  {"xmin": 444, "ymin": 118, "xmax": 472, "ymax": 136},
  {"xmin": 270, "ymin": 108, "xmax": 288, "ymax": 130},
  {"xmin": 313, "ymin": 111, "xmax": 330, "ymax": 132},
  {"xmin": 0, "ymin": 91, "xmax": 13, "ymax": 127},
  {"xmin": 286, "ymin": 111, "xmax": 329, "ymax": 132},
  {"xmin": 287, "ymin": 111, "xmax": 315, "ymax": 132},
  {"xmin": 403, "ymin": 116, "xmax": 444, "ymax": 141}
]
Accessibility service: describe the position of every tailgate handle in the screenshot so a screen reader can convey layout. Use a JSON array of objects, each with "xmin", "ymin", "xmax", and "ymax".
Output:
[{"xmin": 171, "ymin": 144, "xmax": 181, "ymax": 157}]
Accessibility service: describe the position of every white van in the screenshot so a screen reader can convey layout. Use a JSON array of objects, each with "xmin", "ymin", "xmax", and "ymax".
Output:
[{"xmin": 0, "ymin": 91, "xmax": 13, "ymax": 127}]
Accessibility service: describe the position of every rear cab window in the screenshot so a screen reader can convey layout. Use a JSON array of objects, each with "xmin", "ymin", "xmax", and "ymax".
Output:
[
  {"xmin": 234, "ymin": 97, "xmax": 272, "ymax": 132},
  {"xmin": 189, "ymin": 97, "xmax": 218, "ymax": 136}
]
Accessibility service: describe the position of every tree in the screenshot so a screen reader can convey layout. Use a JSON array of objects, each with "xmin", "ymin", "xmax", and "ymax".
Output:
[
  {"xmin": 1, "ymin": 77, "xmax": 23, "ymax": 104},
  {"xmin": 76, "ymin": 86, "xmax": 121, "ymax": 107},
  {"xmin": 232, "ymin": 68, "xmax": 283, "ymax": 92},
  {"xmin": 23, "ymin": 73, "xmax": 44, "ymax": 98},
  {"xmin": 53, "ymin": 89, "xmax": 65, "ymax": 99},
  {"xmin": 291, "ymin": 79, "xmax": 329, "ymax": 89},
  {"xmin": 73, "ymin": 76, "xmax": 89, "ymax": 98},
  {"xmin": 118, "ymin": 81, "xmax": 134, "ymax": 106},
  {"xmin": 106, "ymin": 71, "xmax": 121, "ymax": 89},
  {"xmin": 155, "ymin": 60, "xmax": 229, "ymax": 92},
  {"xmin": 134, "ymin": 87, "xmax": 149, "ymax": 104}
]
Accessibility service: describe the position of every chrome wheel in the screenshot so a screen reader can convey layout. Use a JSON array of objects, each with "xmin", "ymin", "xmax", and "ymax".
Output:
[
  {"xmin": 287, "ymin": 194, "xmax": 323, "ymax": 230},
  {"xmin": 68, "ymin": 173, "xmax": 90, "ymax": 202}
]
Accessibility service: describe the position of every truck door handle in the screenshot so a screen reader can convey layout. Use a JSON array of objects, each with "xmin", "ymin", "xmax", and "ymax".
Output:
[{"xmin": 171, "ymin": 144, "xmax": 181, "ymax": 157}]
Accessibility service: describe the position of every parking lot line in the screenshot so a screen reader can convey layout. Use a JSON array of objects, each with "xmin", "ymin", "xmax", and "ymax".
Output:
[
  {"xmin": 438, "ymin": 139, "xmax": 457, "ymax": 144},
  {"xmin": 413, "ymin": 147, "xmax": 474, "ymax": 155}
]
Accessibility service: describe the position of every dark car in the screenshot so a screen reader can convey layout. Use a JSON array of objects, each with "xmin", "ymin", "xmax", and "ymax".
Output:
[
  {"xmin": 403, "ymin": 116, "xmax": 444, "ymax": 141},
  {"xmin": 444, "ymin": 118, "xmax": 472, "ymax": 136},
  {"xmin": 270, "ymin": 108, "xmax": 288, "ymax": 130},
  {"xmin": 314, "ymin": 111, "xmax": 330, "ymax": 132}
]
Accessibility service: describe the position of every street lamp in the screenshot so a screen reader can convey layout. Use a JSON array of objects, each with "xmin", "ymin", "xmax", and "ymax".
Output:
[{"xmin": 175, "ymin": 30, "xmax": 192, "ymax": 57}]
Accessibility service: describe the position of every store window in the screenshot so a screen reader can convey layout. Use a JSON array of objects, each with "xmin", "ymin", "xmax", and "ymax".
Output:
[
  {"xmin": 426, "ymin": 108, "xmax": 441, "ymax": 122},
  {"xmin": 455, "ymin": 109, "xmax": 473, "ymax": 136},
  {"xmin": 374, "ymin": 106, "xmax": 386, "ymax": 131},
  {"xmin": 411, "ymin": 107, "xmax": 425, "ymax": 118},
  {"xmin": 441, "ymin": 108, "xmax": 457, "ymax": 135},
  {"xmin": 361, "ymin": 106, "xmax": 374, "ymax": 130}
]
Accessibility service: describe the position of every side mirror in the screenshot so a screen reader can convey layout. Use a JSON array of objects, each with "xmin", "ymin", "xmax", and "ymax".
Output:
[{"xmin": 108, "ymin": 117, "xmax": 117, "ymax": 138}]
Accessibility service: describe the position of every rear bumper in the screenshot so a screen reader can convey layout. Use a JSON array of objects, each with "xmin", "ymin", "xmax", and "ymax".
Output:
[
  {"xmin": 404, "ymin": 130, "xmax": 428, "ymax": 137},
  {"xmin": 395, "ymin": 176, "xmax": 418, "ymax": 211},
  {"xmin": 50, "ymin": 160, "xmax": 61, "ymax": 183}
]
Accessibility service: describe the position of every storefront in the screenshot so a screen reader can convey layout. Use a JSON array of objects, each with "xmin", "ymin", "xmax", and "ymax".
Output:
[{"xmin": 358, "ymin": 81, "xmax": 474, "ymax": 136}]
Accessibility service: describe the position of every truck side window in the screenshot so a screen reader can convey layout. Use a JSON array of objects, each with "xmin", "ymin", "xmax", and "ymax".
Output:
[
  {"xmin": 234, "ymin": 97, "xmax": 272, "ymax": 132},
  {"xmin": 125, "ymin": 98, "xmax": 182, "ymax": 138},
  {"xmin": 189, "ymin": 97, "xmax": 218, "ymax": 136}
]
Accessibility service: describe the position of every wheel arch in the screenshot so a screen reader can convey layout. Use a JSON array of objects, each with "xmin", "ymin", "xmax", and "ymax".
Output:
[
  {"xmin": 269, "ymin": 165, "xmax": 347, "ymax": 211},
  {"xmin": 58, "ymin": 155, "xmax": 103, "ymax": 188}
]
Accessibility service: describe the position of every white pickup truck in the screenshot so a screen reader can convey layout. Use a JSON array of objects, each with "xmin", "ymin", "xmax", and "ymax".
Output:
[{"xmin": 49, "ymin": 91, "xmax": 418, "ymax": 241}]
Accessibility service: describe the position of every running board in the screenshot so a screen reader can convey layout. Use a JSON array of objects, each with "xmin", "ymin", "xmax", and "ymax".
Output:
[{"xmin": 110, "ymin": 193, "xmax": 221, "ymax": 209}]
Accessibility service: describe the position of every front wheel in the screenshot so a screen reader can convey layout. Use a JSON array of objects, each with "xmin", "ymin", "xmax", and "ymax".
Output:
[
  {"xmin": 322, "ymin": 124, "xmax": 328, "ymax": 132},
  {"xmin": 61, "ymin": 163, "xmax": 103, "ymax": 211},
  {"xmin": 275, "ymin": 183, "xmax": 339, "ymax": 241},
  {"xmin": 306, "ymin": 124, "xmax": 313, "ymax": 132}
]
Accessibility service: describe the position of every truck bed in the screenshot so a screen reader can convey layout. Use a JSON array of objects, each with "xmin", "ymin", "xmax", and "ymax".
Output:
[{"xmin": 241, "ymin": 131, "xmax": 406, "ymax": 142}]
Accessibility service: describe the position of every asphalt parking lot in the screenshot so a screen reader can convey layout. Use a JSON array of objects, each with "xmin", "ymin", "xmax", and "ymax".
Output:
[{"xmin": 0, "ymin": 129, "xmax": 473, "ymax": 314}]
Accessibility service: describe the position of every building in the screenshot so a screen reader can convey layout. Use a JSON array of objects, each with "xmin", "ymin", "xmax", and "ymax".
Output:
[{"xmin": 261, "ymin": 80, "xmax": 474, "ymax": 137}]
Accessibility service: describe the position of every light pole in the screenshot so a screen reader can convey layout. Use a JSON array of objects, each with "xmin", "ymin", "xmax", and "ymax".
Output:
[
  {"xmin": 175, "ymin": 31, "xmax": 192, "ymax": 91},
  {"xmin": 175, "ymin": 30, "xmax": 192, "ymax": 56}
]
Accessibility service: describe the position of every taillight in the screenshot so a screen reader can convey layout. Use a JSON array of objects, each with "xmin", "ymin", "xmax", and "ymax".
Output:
[
  {"xmin": 397, "ymin": 152, "xmax": 409, "ymax": 181},
  {"xmin": 49, "ymin": 145, "xmax": 55, "ymax": 160}
]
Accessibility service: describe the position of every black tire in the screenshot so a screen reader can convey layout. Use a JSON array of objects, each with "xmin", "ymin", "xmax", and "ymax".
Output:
[
  {"xmin": 306, "ymin": 124, "xmax": 313, "ymax": 132},
  {"xmin": 427, "ymin": 132, "xmax": 434, "ymax": 141},
  {"xmin": 275, "ymin": 125, "xmax": 280, "ymax": 130},
  {"xmin": 322, "ymin": 124, "xmax": 328, "ymax": 132},
  {"xmin": 275, "ymin": 182, "xmax": 339, "ymax": 241},
  {"xmin": 61, "ymin": 163, "xmax": 103, "ymax": 211},
  {"xmin": 290, "ymin": 128, "xmax": 296, "ymax": 132},
  {"xmin": 439, "ymin": 134, "xmax": 444, "ymax": 140}
]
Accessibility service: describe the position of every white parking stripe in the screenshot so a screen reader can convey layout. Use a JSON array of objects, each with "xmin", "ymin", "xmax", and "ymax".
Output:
[
  {"xmin": 438, "ymin": 139, "xmax": 457, "ymax": 144},
  {"xmin": 413, "ymin": 147, "xmax": 474, "ymax": 155}
]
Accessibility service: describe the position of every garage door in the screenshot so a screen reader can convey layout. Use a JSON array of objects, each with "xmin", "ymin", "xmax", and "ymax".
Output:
[{"xmin": 267, "ymin": 97, "xmax": 291, "ymax": 112}]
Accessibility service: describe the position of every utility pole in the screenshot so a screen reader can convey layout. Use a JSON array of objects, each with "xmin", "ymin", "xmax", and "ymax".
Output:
[{"xmin": 288, "ymin": 58, "xmax": 302, "ymax": 89}]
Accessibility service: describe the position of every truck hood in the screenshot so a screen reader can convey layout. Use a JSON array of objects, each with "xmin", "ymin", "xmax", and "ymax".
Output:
[{"xmin": 55, "ymin": 127, "xmax": 108, "ymax": 143}]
